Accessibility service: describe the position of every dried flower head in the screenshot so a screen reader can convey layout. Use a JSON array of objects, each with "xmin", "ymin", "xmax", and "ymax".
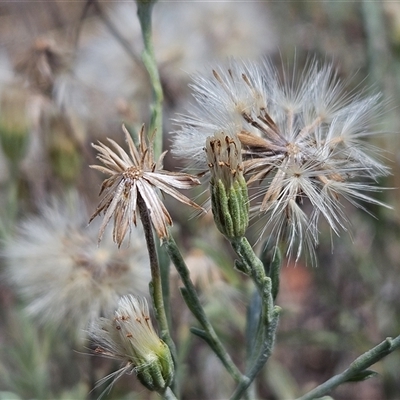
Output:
[
  {"xmin": 2, "ymin": 193, "xmax": 150, "ymax": 338},
  {"xmin": 89, "ymin": 295, "xmax": 174, "ymax": 393},
  {"xmin": 15, "ymin": 37, "xmax": 70, "ymax": 96},
  {"xmin": 205, "ymin": 132, "xmax": 249, "ymax": 239},
  {"xmin": 90, "ymin": 125, "xmax": 203, "ymax": 246},
  {"xmin": 173, "ymin": 58, "xmax": 390, "ymax": 263},
  {"xmin": 205, "ymin": 131, "xmax": 244, "ymax": 189}
]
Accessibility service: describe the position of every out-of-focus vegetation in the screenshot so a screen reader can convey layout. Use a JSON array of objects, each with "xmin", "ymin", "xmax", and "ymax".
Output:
[{"xmin": 0, "ymin": 1, "xmax": 399, "ymax": 399}]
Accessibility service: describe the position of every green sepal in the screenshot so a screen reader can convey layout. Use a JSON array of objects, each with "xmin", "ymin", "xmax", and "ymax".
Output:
[
  {"xmin": 135, "ymin": 341, "xmax": 174, "ymax": 392},
  {"xmin": 157, "ymin": 341, "xmax": 174, "ymax": 388},
  {"xmin": 136, "ymin": 364, "xmax": 156, "ymax": 391},
  {"xmin": 214, "ymin": 179, "xmax": 234, "ymax": 237},
  {"xmin": 228, "ymin": 184, "xmax": 241, "ymax": 236},
  {"xmin": 211, "ymin": 177, "xmax": 249, "ymax": 240}
]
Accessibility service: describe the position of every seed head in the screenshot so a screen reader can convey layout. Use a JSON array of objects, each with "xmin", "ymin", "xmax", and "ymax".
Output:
[
  {"xmin": 2, "ymin": 193, "xmax": 150, "ymax": 339},
  {"xmin": 89, "ymin": 295, "xmax": 174, "ymax": 393},
  {"xmin": 173, "ymin": 58, "xmax": 390, "ymax": 263}
]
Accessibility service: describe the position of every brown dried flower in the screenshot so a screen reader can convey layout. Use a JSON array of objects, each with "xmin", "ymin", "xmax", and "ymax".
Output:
[{"xmin": 90, "ymin": 125, "xmax": 203, "ymax": 246}]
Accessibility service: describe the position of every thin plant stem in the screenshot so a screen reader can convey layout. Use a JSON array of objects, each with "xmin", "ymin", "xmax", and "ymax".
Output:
[
  {"xmin": 163, "ymin": 386, "xmax": 178, "ymax": 400},
  {"xmin": 157, "ymin": 239, "xmax": 178, "ymax": 395},
  {"xmin": 231, "ymin": 237, "xmax": 275, "ymax": 324},
  {"xmin": 137, "ymin": 0, "xmax": 163, "ymax": 158},
  {"xmin": 230, "ymin": 309, "xmax": 280, "ymax": 400},
  {"xmin": 157, "ymin": 239, "xmax": 173, "ymax": 329},
  {"xmin": 163, "ymin": 235, "xmax": 245, "ymax": 385},
  {"xmin": 137, "ymin": 195, "xmax": 177, "ymax": 390},
  {"xmin": 297, "ymin": 335, "xmax": 400, "ymax": 400},
  {"xmin": 230, "ymin": 237, "xmax": 281, "ymax": 400}
]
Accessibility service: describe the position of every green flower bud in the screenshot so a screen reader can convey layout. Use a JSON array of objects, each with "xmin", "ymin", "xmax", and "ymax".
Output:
[{"xmin": 205, "ymin": 132, "xmax": 249, "ymax": 239}]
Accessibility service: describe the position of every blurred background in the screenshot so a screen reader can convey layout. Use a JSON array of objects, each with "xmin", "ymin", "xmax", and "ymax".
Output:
[{"xmin": 0, "ymin": 1, "xmax": 399, "ymax": 399}]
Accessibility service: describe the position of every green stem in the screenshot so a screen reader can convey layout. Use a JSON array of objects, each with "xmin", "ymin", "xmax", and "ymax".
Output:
[
  {"xmin": 157, "ymin": 239, "xmax": 172, "ymax": 329},
  {"xmin": 163, "ymin": 386, "xmax": 178, "ymax": 400},
  {"xmin": 231, "ymin": 237, "xmax": 274, "ymax": 323},
  {"xmin": 297, "ymin": 335, "xmax": 400, "ymax": 400},
  {"xmin": 230, "ymin": 237, "xmax": 281, "ymax": 400},
  {"xmin": 230, "ymin": 309, "xmax": 280, "ymax": 400},
  {"xmin": 163, "ymin": 235, "xmax": 245, "ymax": 384},
  {"xmin": 137, "ymin": 0, "xmax": 163, "ymax": 158},
  {"xmin": 137, "ymin": 195, "xmax": 177, "ymax": 391},
  {"xmin": 157, "ymin": 238, "xmax": 177, "ymax": 395}
]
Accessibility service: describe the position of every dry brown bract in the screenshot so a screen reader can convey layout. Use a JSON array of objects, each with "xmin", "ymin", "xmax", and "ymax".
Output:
[{"xmin": 90, "ymin": 125, "xmax": 203, "ymax": 246}]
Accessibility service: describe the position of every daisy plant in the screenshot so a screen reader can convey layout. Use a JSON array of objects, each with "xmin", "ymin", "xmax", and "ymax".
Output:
[{"xmin": 87, "ymin": 1, "xmax": 400, "ymax": 400}]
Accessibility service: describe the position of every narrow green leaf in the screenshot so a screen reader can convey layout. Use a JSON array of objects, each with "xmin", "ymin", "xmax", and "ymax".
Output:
[{"xmin": 345, "ymin": 370, "xmax": 378, "ymax": 382}]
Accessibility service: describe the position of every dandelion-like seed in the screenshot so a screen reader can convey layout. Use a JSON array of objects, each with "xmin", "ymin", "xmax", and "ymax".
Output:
[
  {"xmin": 2, "ymin": 193, "xmax": 151, "ymax": 338},
  {"xmin": 90, "ymin": 125, "xmax": 203, "ymax": 246},
  {"xmin": 173, "ymin": 58, "xmax": 390, "ymax": 263},
  {"xmin": 89, "ymin": 295, "xmax": 174, "ymax": 393}
]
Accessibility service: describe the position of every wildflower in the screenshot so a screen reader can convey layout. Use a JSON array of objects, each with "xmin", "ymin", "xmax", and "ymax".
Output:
[
  {"xmin": 90, "ymin": 124, "xmax": 203, "ymax": 246},
  {"xmin": 205, "ymin": 131, "xmax": 249, "ymax": 239},
  {"xmin": 3, "ymin": 193, "xmax": 150, "ymax": 338},
  {"xmin": 173, "ymin": 58, "xmax": 390, "ymax": 263},
  {"xmin": 89, "ymin": 295, "xmax": 174, "ymax": 393}
]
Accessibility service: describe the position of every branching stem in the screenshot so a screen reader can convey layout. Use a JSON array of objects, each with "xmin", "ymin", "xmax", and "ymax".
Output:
[
  {"xmin": 230, "ymin": 237, "xmax": 281, "ymax": 400},
  {"xmin": 164, "ymin": 235, "xmax": 245, "ymax": 385},
  {"xmin": 297, "ymin": 335, "xmax": 400, "ymax": 400}
]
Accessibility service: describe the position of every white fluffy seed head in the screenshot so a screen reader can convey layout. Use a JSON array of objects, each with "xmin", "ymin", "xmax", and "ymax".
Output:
[
  {"xmin": 2, "ymin": 192, "xmax": 151, "ymax": 339},
  {"xmin": 172, "ymin": 58, "xmax": 390, "ymax": 263}
]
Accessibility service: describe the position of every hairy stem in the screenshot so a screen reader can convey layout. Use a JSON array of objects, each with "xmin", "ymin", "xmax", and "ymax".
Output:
[
  {"xmin": 231, "ymin": 237, "xmax": 274, "ymax": 323},
  {"xmin": 163, "ymin": 235, "xmax": 245, "ymax": 384},
  {"xmin": 297, "ymin": 335, "xmax": 400, "ymax": 400},
  {"xmin": 163, "ymin": 386, "xmax": 178, "ymax": 400},
  {"xmin": 137, "ymin": 195, "xmax": 177, "ymax": 392},
  {"xmin": 230, "ymin": 237, "xmax": 281, "ymax": 400}
]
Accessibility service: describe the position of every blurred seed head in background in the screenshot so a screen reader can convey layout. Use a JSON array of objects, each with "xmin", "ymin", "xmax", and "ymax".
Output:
[{"xmin": 2, "ymin": 192, "xmax": 151, "ymax": 340}]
